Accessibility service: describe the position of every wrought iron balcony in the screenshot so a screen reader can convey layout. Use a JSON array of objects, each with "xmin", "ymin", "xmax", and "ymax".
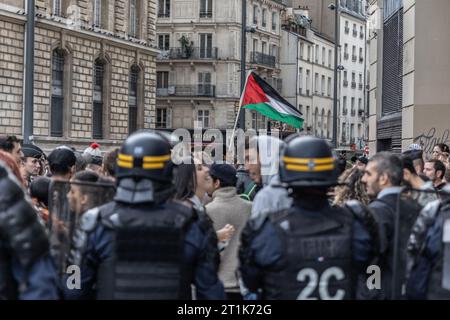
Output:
[
  {"xmin": 250, "ymin": 51, "xmax": 276, "ymax": 68},
  {"xmin": 351, "ymin": 109, "xmax": 356, "ymax": 116},
  {"xmin": 157, "ymin": 47, "xmax": 218, "ymax": 60},
  {"xmin": 200, "ymin": 10, "xmax": 212, "ymax": 18},
  {"xmin": 344, "ymin": 53, "xmax": 349, "ymax": 60},
  {"xmin": 352, "ymin": 55, "xmax": 357, "ymax": 62},
  {"xmin": 359, "ymin": 83, "xmax": 363, "ymax": 90},
  {"xmin": 351, "ymin": 81, "xmax": 356, "ymax": 89},
  {"xmin": 156, "ymin": 85, "xmax": 216, "ymax": 97},
  {"xmin": 343, "ymin": 80, "xmax": 349, "ymax": 87},
  {"xmin": 353, "ymin": 30, "xmax": 358, "ymax": 37},
  {"xmin": 158, "ymin": 12, "xmax": 170, "ymax": 18},
  {"xmin": 343, "ymin": 108, "xmax": 348, "ymax": 115}
]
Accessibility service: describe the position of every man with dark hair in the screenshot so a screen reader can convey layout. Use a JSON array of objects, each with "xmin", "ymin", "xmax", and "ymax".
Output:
[
  {"xmin": 362, "ymin": 152, "xmax": 421, "ymax": 299},
  {"xmin": 0, "ymin": 135, "xmax": 23, "ymax": 165},
  {"xmin": 401, "ymin": 155, "xmax": 437, "ymax": 208},
  {"xmin": 403, "ymin": 149, "xmax": 424, "ymax": 175},
  {"xmin": 47, "ymin": 147, "xmax": 77, "ymax": 181},
  {"xmin": 206, "ymin": 163, "xmax": 251, "ymax": 299},
  {"xmin": 424, "ymin": 159, "xmax": 446, "ymax": 190},
  {"xmin": 20, "ymin": 144, "xmax": 44, "ymax": 185}
]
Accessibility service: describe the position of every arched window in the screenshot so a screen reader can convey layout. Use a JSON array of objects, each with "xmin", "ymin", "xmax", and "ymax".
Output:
[
  {"xmin": 51, "ymin": 49, "xmax": 64, "ymax": 137},
  {"xmin": 327, "ymin": 110, "xmax": 332, "ymax": 139},
  {"xmin": 314, "ymin": 107, "xmax": 318, "ymax": 136},
  {"xmin": 321, "ymin": 109, "xmax": 325, "ymax": 138},
  {"xmin": 129, "ymin": 66, "xmax": 139, "ymax": 134},
  {"xmin": 93, "ymin": 59, "xmax": 105, "ymax": 139}
]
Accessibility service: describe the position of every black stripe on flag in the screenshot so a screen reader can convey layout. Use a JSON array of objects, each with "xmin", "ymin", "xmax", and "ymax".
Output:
[{"xmin": 251, "ymin": 72, "xmax": 303, "ymax": 117}]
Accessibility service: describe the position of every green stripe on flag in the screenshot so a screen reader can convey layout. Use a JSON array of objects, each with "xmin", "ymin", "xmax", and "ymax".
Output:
[{"xmin": 243, "ymin": 102, "xmax": 304, "ymax": 129}]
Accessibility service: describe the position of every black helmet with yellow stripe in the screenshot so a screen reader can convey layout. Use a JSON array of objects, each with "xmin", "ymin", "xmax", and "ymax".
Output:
[
  {"xmin": 116, "ymin": 131, "xmax": 173, "ymax": 183},
  {"xmin": 279, "ymin": 135, "xmax": 338, "ymax": 187}
]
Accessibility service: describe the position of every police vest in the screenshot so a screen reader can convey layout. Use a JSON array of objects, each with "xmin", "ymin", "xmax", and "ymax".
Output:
[
  {"xmin": 427, "ymin": 202, "xmax": 450, "ymax": 300},
  {"xmin": 262, "ymin": 207, "xmax": 354, "ymax": 300},
  {"xmin": 95, "ymin": 201, "xmax": 196, "ymax": 300}
]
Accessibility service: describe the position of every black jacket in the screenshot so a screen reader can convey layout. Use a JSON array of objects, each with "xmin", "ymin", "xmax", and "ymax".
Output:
[{"xmin": 368, "ymin": 192, "xmax": 421, "ymax": 299}]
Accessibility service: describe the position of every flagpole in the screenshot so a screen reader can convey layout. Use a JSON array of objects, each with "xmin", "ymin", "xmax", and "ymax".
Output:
[{"xmin": 228, "ymin": 71, "xmax": 252, "ymax": 152}]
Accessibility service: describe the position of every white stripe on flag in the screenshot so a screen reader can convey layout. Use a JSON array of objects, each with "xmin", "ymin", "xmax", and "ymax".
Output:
[{"xmin": 266, "ymin": 95, "xmax": 301, "ymax": 118}]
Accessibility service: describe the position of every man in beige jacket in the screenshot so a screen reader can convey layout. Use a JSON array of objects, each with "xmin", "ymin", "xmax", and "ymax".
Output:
[{"xmin": 206, "ymin": 163, "xmax": 252, "ymax": 300}]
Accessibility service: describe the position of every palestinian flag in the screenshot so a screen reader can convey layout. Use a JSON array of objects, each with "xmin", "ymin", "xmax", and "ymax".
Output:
[{"xmin": 241, "ymin": 72, "xmax": 304, "ymax": 129}]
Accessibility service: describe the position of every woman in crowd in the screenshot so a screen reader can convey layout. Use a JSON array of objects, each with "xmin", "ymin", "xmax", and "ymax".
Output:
[
  {"xmin": 174, "ymin": 156, "xmax": 235, "ymax": 243},
  {"xmin": 333, "ymin": 167, "xmax": 370, "ymax": 207}
]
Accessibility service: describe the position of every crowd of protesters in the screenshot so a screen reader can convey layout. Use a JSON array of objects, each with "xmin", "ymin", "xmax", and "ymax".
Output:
[{"xmin": 1, "ymin": 131, "xmax": 450, "ymax": 300}]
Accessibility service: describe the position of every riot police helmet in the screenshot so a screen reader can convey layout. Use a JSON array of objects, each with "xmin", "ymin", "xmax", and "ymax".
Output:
[
  {"xmin": 279, "ymin": 135, "xmax": 338, "ymax": 187},
  {"xmin": 116, "ymin": 130, "xmax": 173, "ymax": 183}
]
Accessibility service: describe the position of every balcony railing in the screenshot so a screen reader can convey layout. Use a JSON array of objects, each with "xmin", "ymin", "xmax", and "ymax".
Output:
[
  {"xmin": 343, "ymin": 108, "xmax": 348, "ymax": 115},
  {"xmin": 345, "ymin": 27, "xmax": 349, "ymax": 34},
  {"xmin": 158, "ymin": 12, "xmax": 170, "ymax": 18},
  {"xmin": 344, "ymin": 53, "xmax": 349, "ymax": 60},
  {"xmin": 360, "ymin": 32, "xmax": 364, "ymax": 39},
  {"xmin": 359, "ymin": 56, "xmax": 364, "ymax": 63},
  {"xmin": 352, "ymin": 55, "xmax": 357, "ymax": 62},
  {"xmin": 343, "ymin": 80, "xmax": 348, "ymax": 87},
  {"xmin": 157, "ymin": 47, "xmax": 218, "ymax": 60},
  {"xmin": 351, "ymin": 81, "xmax": 356, "ymax": 89},
  {"xmin": 250, "ymin": 51, "xmax": 276, "ymax": 68},
  {"xmin": 351, "ymin": 109, "xmax": 356, "ymax": 116},
  {"xmin": 353, "ymin": 30, "xmax": 358, "ymax": 37},
  {"xmin": 156, "ymin": 85, "xmax": 216, "ymax": 97},
  {"xmin": 200, "ymin": 10, "xmax": 212, "ymax": 18},
  {"xmin": 359, "ymin": 83, "xmax": 363, "ymax": 90}
]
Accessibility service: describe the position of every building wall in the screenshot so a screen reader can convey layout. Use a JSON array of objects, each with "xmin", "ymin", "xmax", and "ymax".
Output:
[
  {"xmin": 403, "ymin": 0, "xmax": 450, "ymax": 157},
  {"xmin": 339, "ymin": 11, "xmax": 367, "ymax": 150},
  {"xmin": 155, "ymin": 0, "xmax": 285, "ymax": 130},
  {"xmin": 368, "ymin": 0, "xmax": 450, "ymax": 156},
  {"xmin": 0, "ymin": 0, "xmax": 159, "ymax": 150}
]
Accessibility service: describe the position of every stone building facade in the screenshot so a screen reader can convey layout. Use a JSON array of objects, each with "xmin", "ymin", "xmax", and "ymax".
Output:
[
  {"xmin": 155, "ymin": 0, "xmax": 286, "ymax": 131},
  {"xmin": 0, "ymin": 0, "xmax": 158, "ymax": 150}
]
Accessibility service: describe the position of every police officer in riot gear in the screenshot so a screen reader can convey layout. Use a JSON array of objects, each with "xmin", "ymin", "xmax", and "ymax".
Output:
[
  {"xmin": 0, "ymin": 162, "xmax": 59, "ymax": 299},
  {"xmin": 64, "ymin": 131, "xmax": 225, "ymax": 300},
  {"xmin": 407, "ymin": 184, "xmax": 450, "ymax": 299},
  {"xmin": 239, "ymin": 136, "xmax": 375, "ymax": 300}
]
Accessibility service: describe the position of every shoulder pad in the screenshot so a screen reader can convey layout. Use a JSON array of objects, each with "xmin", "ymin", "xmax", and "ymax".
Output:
[
  {"xmin": 345, "ymin": 200, "xmax": 368, "ymax": 220},
  {"xmin": 79, "ymin": 207, "xmax": 100, "ymax": 232}
]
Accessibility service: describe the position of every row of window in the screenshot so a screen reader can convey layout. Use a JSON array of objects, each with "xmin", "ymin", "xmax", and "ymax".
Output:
[
  {"xmin": 50, "ymin": 49, "xmax": 141, "ymax": 138},
  {"xmin": 342, "ymin": 96, "xmax": 364, "ymax": 116},
  {"xmin": 299, "ymin": 105, "xmax": 332, "ymax": 139},
  {"xmin": 158, "ymin": 0, "xmax": 213, "ymax": 18},
  {"xmin": 252, "ymin": 5, "xmax": 278, "ymax": 31},
  {"xmin": 344, "ymin": 21, "xmax": 365, "ymax": 38},
  {"xmin": 299, "ymin": 43, "xmax": 334, "ymax": 68},
  {"xmin": 343, "ymin": 71, "xmax": 364, "ymax": 89},
  {"xmin": 51, "ymin": 0, "xmax": 142, "ymax": 37},
  {"xmin": 298, "ymin": 68, "xmax": 333, "ymax": 97},
  {"xmin": 155, "ymin": 108, "xmax": 211, "ymax": 129},
  {"xmin": 341, "ymin": 122, "xmax": 364, "ymax": 145},
  {"xmin": 252, "ymin": 39, "xmax": 279, "ymax": 58},
  {"xmin": 343, "ymin": 44, "xmax": 364, "ymax": 63}
]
